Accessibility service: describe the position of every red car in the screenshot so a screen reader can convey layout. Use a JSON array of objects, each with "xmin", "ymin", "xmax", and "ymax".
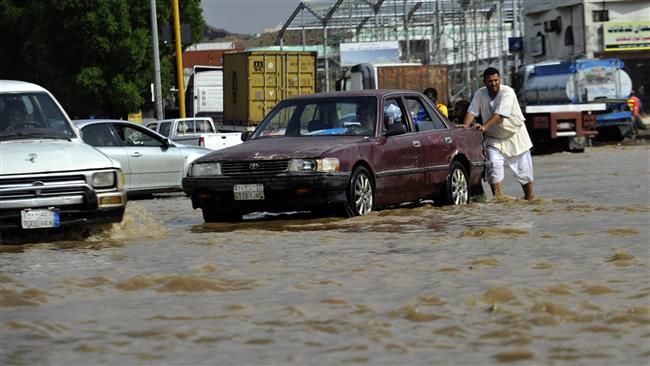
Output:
[{"xmin": 183, "ymin": 90, "xmax": 486, "ymax": 222}]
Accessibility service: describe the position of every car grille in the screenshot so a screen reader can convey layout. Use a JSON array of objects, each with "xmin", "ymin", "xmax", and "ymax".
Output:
[
  {"xmin": 221, "ymin": 160, "xmax": 290, "ymax": 175},
  {"xmin": 0, "ymin": 174, "xmax": 88, "ymax": 201}
]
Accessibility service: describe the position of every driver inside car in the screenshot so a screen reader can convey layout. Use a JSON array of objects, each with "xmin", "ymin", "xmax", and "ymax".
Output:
[
  {"xmin": 356, "ymin": 102, "xmax": 376, "ymax": 134},
  {"xmin": 2, "ymin": 99, "xmax": 33, "ymax": 130}
]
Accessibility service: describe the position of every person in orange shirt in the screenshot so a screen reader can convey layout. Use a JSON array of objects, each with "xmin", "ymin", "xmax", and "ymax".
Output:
[
  {"xmin": 627, "ymin": 90, "xmax": 645, "ymax": 130},
  {"xmin": 423, "ymin": 87, "xmax": 448, "ymax": 118}
]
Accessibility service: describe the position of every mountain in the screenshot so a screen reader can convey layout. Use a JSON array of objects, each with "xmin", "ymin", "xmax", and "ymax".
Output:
[{"xmin": 202, "ymin": 24, "xmax": 342, "ymax": 49}]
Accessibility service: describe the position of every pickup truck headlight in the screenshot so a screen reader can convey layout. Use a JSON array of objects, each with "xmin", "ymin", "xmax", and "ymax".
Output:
[
  {"xmin": 288, "ymin": 158, "xmax": 340, "ymax": 172},
  {"xmin": 191, "ymin": 162, "xmax": 222, "ymax": 176},
  {"xmin": 92, "ymin": 171, "xmax": 116, "ymax": 188}
]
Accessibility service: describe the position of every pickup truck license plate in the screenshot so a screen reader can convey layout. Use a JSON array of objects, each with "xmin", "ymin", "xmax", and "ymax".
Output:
[
  {"xmin": 233, "ymin": 184, "xmax": 264, "ymax": 200},
  {"xmin": 21, "ymin": 208, "xmax": 60, "ymax": 229}
]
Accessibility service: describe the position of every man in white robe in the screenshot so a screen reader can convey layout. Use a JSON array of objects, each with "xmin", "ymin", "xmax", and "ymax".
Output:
[{"xmin": 461, "ymin": 67, "xmax": 535, "ymax": 200}]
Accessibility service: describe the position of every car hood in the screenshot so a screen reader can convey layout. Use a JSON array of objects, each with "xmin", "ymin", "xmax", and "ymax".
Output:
[
  {"xmin": 0, "ymin": 139, "xmax": 119, "ymax": 175},
  {"xmin": 197, "ymin": 136, "xmax": 366, "ymax": 162}
]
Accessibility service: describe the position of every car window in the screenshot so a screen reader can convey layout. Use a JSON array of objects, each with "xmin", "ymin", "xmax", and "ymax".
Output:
[
  {"xmin": 383, "ymin": 98, "xmax": 409, "ymax": 132},
  {"xmin": 299, "ymin": 104, "xmax": 319, "ymax": 135},
  {"xmin": 81, "ymin": 124, "xmax": 120, "ymax": 147},
  {"xmin": 114, "ymin": 125, "xmax": 161, "ymax": 147},
  {"xmin": 159, "ymin": 122, "xmax": 171, "ymax": 137},
  {"xmin": 146, "ymin": 122, "xmax": 158, "ymax": 131},
  {"xmin": 0, "ymin": 93, "xmax": 74, "ymax": 137},
  {"xmin": 405, "ymin": 96, "xmax": 447, "ymax": 132},
  {"xmin": 177, "ymin": 120, "xmax": 195, "ymax": 134},
  {"xmin": 260, "ymin": 105, "xmax": 296, "ymax": 137},
  {"xmin": 196, "ymin": 119, "xmax": 214, "ymax": 133}
]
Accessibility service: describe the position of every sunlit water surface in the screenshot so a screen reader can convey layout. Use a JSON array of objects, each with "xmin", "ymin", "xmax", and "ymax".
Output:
[{"xmin": 1, "ymin": 145, "xmax": 649, "ymax": 365}]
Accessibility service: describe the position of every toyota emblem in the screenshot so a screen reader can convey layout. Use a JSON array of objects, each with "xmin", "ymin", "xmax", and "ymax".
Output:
[{"xmin": 249, "ymin": 162, "xmax": 259, "ymax": 170}]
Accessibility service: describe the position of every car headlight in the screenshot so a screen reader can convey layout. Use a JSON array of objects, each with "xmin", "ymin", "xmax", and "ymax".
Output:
[
  {"xmin": 92, "ymin": 171, "xmax": 116, "ymax": 188},
  {"xmin": 288, "ymin": 158, "xmax": 340, "ymax": 172},
  {"xmin": 191, "ymin": 162, "xmax": 222, "ymax": 176}
]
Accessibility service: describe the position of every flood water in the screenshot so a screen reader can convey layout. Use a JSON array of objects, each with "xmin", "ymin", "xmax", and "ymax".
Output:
[{"xmin": 1, "ymin": 145, "xmax": 649, "ymax": 365}]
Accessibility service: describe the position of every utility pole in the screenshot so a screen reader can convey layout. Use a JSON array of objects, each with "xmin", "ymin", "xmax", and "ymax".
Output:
[
  {"xmin": 150, "ymin": 0, "xmax": 163, "ymax": 120},
  {"xmin": 497, "ymin": 0, "xmax": 507, "ymax": 85},
  {"xmin": 172, "ymin": 0, "xmax": 185, "ymax": 118}
]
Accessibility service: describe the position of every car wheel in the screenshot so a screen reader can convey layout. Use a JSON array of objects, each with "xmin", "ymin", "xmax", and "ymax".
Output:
[
  {"xmin": 346, "ymin": 166, "xmax": 373, "ymax": 216},
  {"xmin": 439, "ymin": 161, "xmax": 469, "ymax": 205},
  {"xmin": 202, "ymin": 209, "xmax": 241, "ymax": 223}
]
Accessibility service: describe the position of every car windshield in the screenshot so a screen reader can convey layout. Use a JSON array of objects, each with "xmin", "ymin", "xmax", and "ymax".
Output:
[
  {"xmin": 251, "ymin": 96, "xmax": 377, "ymax": 139},
  {"xmin": 0, "ymin": 92, "xmax": 75, "ymax": 140}
]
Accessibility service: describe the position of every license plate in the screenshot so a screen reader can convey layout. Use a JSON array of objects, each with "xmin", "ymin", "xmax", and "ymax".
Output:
[
  {"xmin": 233, "ymin": 184, "xmax": 265, "ymax": 200},
  {"xmin": 21, "ymin": 208, "xmax": 60, "ymax": 229}
]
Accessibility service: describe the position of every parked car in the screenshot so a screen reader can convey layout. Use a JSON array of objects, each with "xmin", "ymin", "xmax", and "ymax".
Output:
[
  {"xmin": 74, "ymin": 119, "xmax": 211, "ymax": 196},
  {"xmin": 183, "ymin": 90, "xmax": 486, "ymax": 222},
  {"xmin": 0, "ymin": 80, "xmax": 126, "ymax": 231},
  {"xmin": 146, "ymin": 117, "xmax": 241, "ymax": 151}
]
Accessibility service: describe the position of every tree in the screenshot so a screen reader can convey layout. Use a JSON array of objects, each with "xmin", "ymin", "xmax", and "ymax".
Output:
[{"xmin": 0, "ymin": 0, "xmax": 204, "ymax": 119}]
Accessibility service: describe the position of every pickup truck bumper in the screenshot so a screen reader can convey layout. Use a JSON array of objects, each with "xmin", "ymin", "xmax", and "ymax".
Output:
[
  {"xmin": 0, "ymin": 190, "xmax": 126, "ymax": 231},
  {"xmin": 183, "ymin": 173, "xmax": 351, "ymax": 214}
]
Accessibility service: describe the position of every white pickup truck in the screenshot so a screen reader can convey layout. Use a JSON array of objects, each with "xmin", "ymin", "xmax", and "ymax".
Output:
[
  {"xmin": 0, "ymin": 80, "xmax": 127, "ymax": 233},
  {"xmin": 146, "ymin": 117, "xmax": 242, "ymax": 151}
]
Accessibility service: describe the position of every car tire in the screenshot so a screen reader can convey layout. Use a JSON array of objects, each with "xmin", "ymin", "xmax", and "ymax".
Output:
[
  {"xmin": 202, "ymin": 209, "xmax": 241, "ymax": 223},
  {"xmin": 345, "ymin": 166, "xmax": 373, "ymax": 216},
  {"xmin": 438, "ymin": 161, "xmax": 469, "ymax": 206}
]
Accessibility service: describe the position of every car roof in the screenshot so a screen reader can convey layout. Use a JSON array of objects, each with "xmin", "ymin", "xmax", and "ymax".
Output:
[
  {"xmin": 285, "ymin": 89, "xmax": 423, "ymax": 101},
  {"xmin": 73, "ymin": 119, "xmax": 143, "ymax": 128},
  {"xmin": 156, "ymin": 117, "xmax": 213, "ymax": 123},
  {"xmin": 0, "ymin": 80, "xmax": 49, "ymax": 93}
]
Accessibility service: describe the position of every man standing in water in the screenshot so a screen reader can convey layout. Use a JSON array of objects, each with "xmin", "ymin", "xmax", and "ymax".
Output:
[{"xmin": 461, "ymin": 67, "xmax": 535, "ymax": 200}]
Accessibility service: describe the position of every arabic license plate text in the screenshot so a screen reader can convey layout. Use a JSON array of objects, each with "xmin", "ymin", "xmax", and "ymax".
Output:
[
  {"xmin": 233, "ymin": 184, "xmax": 264, "ymax": 200},
  {"xmin": 21, "ymin": 208, "xmax": 60, "ymax": 229}
]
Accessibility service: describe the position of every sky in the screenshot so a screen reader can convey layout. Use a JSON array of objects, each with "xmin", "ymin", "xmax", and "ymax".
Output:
[{"xmin": 201, "ymin": 0, "xmax": 302, "ymax": 35}]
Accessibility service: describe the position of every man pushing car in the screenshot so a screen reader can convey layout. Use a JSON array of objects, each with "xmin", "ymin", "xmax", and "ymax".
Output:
[{"xmin": 460, "ymin": 67, "xmax": 535, "ymax": 201}]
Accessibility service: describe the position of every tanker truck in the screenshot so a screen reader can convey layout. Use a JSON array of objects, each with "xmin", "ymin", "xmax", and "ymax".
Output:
[{"xmin": 516, "ymin": 58, "xmax": 634, "ymax": 152}]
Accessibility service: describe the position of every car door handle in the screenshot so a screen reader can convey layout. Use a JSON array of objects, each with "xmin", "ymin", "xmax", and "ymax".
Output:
[
  {"xmin": 130, "ymin": 152, "xmax": 142, "ymax": 158},
  {"xmin": 445, "ymin": 136, "xmax": 453, "ymax": 144},
  {"xmin": 413, "ymin": 140, "xmax": 421, "ymax": 147}
]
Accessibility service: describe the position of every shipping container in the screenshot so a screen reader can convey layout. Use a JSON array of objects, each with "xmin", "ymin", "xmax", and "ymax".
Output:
[
  {"xmin": 375, "ymin": 64, "xmax": 449, "ymax": 105},
  {"xmin": 223, "ymin": 51, "xmax": 317, "ymax": 128},
  {"xmin": 337, "ymin": 63, "xmax": 449, "ymax": 105}
]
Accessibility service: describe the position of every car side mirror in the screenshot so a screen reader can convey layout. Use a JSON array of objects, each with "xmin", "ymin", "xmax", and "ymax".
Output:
[
  {"xmin": 162, "ymin": 137, "xmax": 171, "ymax": 148},
  {"xmin": 241, "ymin": 131, "xmax": 252, "ymax": 141},
  {"xmin": 383, "ymin": 123, "xmax": 406, "ymax": 137}
]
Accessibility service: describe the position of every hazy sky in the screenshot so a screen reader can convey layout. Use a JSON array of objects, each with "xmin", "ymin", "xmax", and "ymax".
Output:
[{"xmin": 201, "ymin": 0, "xmax": 302, "ymax": 35}]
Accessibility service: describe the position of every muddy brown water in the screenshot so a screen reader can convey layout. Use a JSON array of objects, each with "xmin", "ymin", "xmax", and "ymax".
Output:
[{"xmin": 1, "ymin": 145, "xmax": 649, "ymax": 365}]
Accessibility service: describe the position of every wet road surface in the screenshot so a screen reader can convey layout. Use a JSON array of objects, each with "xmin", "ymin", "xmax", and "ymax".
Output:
[{"xmin": 1, "ymin": 144, "xmax": 649, "ymax": 365}]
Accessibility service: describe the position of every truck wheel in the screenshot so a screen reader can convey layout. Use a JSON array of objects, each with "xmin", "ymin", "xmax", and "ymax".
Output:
[
  {"xmin": 437, "ymin": 161, "xmax": 469, "ymax": 206},
  {"xmin": 346, "ymin": 167, "xmax": 373, "ymax": 216},
  {"xmin": 202, "ymin": 209, "xmax": 241, "ymax": 223}
]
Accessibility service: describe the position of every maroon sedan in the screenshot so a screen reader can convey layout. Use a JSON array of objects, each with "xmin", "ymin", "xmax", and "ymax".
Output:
[{"xmin": 183, "ymin": 90, "xmax": 486, "ymax": 222}]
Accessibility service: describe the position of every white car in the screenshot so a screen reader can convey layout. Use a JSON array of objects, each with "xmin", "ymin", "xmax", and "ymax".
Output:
[
  {"xmin": 74, "ymin": 119, "xmax": 211, "ymax": 196},
  {"xmin": 0, "ymin": 80, "xmax": 126, "ymax": 232}
]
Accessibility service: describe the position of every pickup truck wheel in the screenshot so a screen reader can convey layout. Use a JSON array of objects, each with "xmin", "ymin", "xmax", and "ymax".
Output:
[
  {"xmin": 202, "ymin": 209, "xmax": 241, "ymax": 223},
  {"xmin": 437, "ymin": 161, "xmax": 469, "ymax": 206},
  {"xmin": 346, "ymin": 167, "xmax": 373, "ymax": 216}
]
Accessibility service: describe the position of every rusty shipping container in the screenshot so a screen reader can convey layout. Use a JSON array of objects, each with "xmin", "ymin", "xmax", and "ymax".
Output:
[
  {"xmin": 223, "ymin": 51, "xmax": 317, "ymax": 128},
  {"xmin": 183, "ymin": 49, "xmax": 242, "ymax": 68},
  {"xmin": 375, "ymin": 64, "xmax": 449, "ymax": 105}
]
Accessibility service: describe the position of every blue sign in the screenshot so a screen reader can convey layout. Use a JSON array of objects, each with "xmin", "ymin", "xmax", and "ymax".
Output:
[{"xmin": 508, "ymin": 37, "xmax": 524, "ymax": 53}]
